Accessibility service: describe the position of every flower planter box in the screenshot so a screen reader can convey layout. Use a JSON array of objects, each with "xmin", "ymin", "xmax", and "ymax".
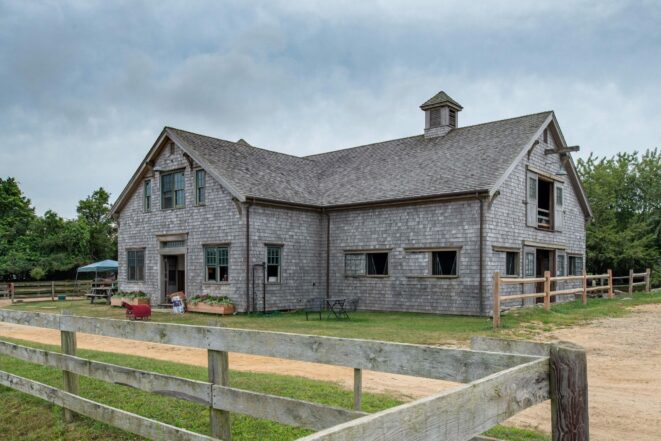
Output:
[
  {"xmin": 111, "ymin": 297, "xmax": 150, "ymax": 307},
  {"xmin": 187, "ymin": 302, "xmax": 235, "ymax": 315}
]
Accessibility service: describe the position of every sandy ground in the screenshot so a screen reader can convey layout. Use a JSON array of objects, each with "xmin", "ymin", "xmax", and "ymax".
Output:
[{"xmin": 0, "ymin": 301, "xmax": 659, "ymax": 440}]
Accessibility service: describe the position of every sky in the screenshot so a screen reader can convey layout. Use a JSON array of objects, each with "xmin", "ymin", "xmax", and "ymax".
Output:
[{"xmin": 1, "ymin": 0, "xmax": 660, "ymax": 218}]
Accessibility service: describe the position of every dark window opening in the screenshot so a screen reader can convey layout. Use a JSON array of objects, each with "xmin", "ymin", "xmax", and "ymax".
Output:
[
  {"xmin": 537, "ymin": 179, "xmax": 552, "ymax": 229},
  {"xmin": 366, "ymin": 253, "xmax": 388, "ymax": 276},
  {"xmin": 543, "ymin": 129, "xmax": 548, "ymax": 143},
  {"xmin": 449, "ymin": 109, "xmax": 456, "ymax": 127},
  {"xmin": 568, "ymin": 256, "xmax": 583, "ymax": 276},
  {"xmin": 505, "ymin": 252, "xmax": 519, "ymax": 276},
  {"xmin": 432, "ymin": 251, "xmax": 457, "ymax": 276}
]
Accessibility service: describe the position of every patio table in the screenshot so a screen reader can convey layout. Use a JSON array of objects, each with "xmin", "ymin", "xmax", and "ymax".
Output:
[{"xmin": 326, "ymin": 298, "xmax": 349, "ymax": 319}]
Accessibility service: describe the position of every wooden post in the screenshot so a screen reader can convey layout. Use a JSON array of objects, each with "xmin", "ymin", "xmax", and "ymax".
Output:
[
  {"xmin": 628, "ymin": 269, "xmax": 634, "ymax": 295},
  {"xmin": 608, "ymin": 269, "xmax": 614, "ymax": 299},
  {"xmin": 550, "ymin": 341, "xmax": 589, "ymax": 441},
  {"xmin": 645, "ymin": 268, "xmax": 651, "ymax": 292},
  {"xmin": 492, "ymin": 272, "xmax": 501, "ymax": 329},
  {"xmin": 544, "ymin": 270, "xmax": 551, "ymax": 310},
  {"xmin": 353, "ymin": 368, "xmax": 362, "ymax": 411},
  {"xmin": 9, "ymin": 283, "xmax": 14, "ymax": 303},
  {"xmin": 51, "ymin": 281, "xmax": 55, "ymax": 301},
  {"xmin": 209, "ymin": 349, "xmax": 231, "ymax": 440},
  {"xmin": 581, "ymin": 271, "xmax": 587, "ymax": 305},
  {"xmin": 61, "ymin": 328, "xmax": 79, "ymax": 422}
]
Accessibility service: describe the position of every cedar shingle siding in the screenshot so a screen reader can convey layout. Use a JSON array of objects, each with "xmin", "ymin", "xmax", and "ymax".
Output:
[{"xmin": 112, "ymin": 95, "xmax": 589, "ymax": 315}]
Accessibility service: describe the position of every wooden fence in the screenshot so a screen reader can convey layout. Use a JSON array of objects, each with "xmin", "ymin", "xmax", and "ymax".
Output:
[
  {"xmin": 493, "ymin": 268, "xmax": 652, "ymax": 329},
  {"xmin": 3, "ymin": 280, "xmax": 92, "ymax": 302},
  {"xmin": 0, "ymin": 309, "xmax": 589, "ymax": 440}
]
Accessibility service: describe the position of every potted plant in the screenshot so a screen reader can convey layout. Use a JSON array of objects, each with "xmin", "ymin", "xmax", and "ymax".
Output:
[
  {"xmin": 111, "ymin": 291, "xmax": 150, "ymax": 307},
  {"xmin": 186, "ymin": 295, "xmax": 236, "ymax": 315}
]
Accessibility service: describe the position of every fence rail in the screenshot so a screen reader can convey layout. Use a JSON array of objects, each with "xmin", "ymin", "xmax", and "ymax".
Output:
[
  {"xmin": 0, "ymin": 309, "xmax": 588, "ymax": 441},
  {"xmin": 3, "ymin": 280, "xmax": 92, "ymax": 302},
  {"xmin": 493, "ymin": 268, "xmax": 652, "ymax": 329}
]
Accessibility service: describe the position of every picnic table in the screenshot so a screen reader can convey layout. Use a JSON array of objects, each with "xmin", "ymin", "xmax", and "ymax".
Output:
[{"xmin": 86, "ymin": 283, "xmax": 116, "ymax": 304}]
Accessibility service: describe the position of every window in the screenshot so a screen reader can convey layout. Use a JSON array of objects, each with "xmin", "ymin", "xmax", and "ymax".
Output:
[
  {"xmin": 206, "ymin": 246, "xmax": 228, "ymax": 282},
  {"xmin": 161, "ymin": 240, "xmax": 185, "ymax": 249},
  {"xmin": 525, "ymin": 252, "xmax": 535, "ymax": 277},
  {"xmin": 169, "ymin": 142, "xmax": 175, "ymax": 155},
  {"xmin": 266, "ymin": 246, "xmax": 281, "ymax": 283},
  {"xmin": 505, "ymin": 252, "xmax": 519, "ymax": 276},
  {"xmin": 345, "ymin": 254, "xmax": 366, "ymax": 276},
  {"xmin": 196, "ymin": 169, "xmax": 206, "ymax": 205},
  {"xmin": 543, "ymin": 129, "xmax": 548, "ymax": 143},
  {"xmin": 568, "ymin": 256, "xmax": 584, "ymax": 276},
  {"xmin": 161, "ymin": 170, "xmax": 185, "ymax": 209},
  {"xmin": 127, "ymin": 250, "xmax": 145, "ymax": 281},
  {"xmin": 557, "ymin": 254, "xmax": 566, "ymax": 277},
  {"xmin": 556, "ymin": 186, "xmax": 563, "ymax": 207},
  {"xmin": 143, "ymin": 180, "xmax": 151, "ymax": 211},
  {"xmin": 449, "ymin": 109, "xmax": 457, "ymax": 127},
  {"xmin": 429, "ymin": 108, "xmax": 441, "ymax": 128},
  {"xmin": 432, "ymin": 250, "xmax": 457, "ymax": 276},
  {"xmin": 366, "ymin": 252, "xmax": 389, "ymax": 276},
  {"xmin": 528, "ymin": 176, "xmax": 537, "ymax": 199}
]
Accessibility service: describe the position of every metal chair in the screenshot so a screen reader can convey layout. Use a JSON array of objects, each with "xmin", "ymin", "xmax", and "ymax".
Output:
[
  {"xmin": 346, "ymin": 298, "xmax": 360, "ymax": 313},
  {"xmin": 304, "ymin": 297, "xmax": 325, "ymax": 320}
]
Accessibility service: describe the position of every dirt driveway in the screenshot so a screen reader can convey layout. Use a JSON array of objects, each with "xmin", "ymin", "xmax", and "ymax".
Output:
[{"xmin": 0, "ymin": 303, "xmax": 659, "ymax": 440}]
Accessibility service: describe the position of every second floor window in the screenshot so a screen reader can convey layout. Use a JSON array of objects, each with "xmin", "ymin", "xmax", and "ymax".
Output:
[
  {"xmin": 161, "ymin": 170, "xmax": 185, "ymax": 209},
  {"xmin": 196, "ymin": 169, "xmax": 206, "ymax": 205},
  {"xmin": 127, "ymin": 249, "xmax": 145, "ymax": 281},
  {"xmin": 143, "ymin": 180, "xmax": 151, "ymax": 211}
]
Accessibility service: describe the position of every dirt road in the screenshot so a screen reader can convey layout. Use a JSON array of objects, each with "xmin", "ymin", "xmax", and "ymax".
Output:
[{"xmin": 0, "ymin": 303, "xmax": 659, "ymax": 440}]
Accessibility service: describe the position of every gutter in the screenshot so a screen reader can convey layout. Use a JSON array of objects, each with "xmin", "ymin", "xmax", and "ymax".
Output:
[
  {"xmin": 479, "ymin": 194, "xmax": 485, "ymax": 316},
  {"xmin": 245, "ymin": 201, "xmax": 252, "ymax": 313},
  {"xmin": 325, "ymin": 210, "xmax": 330, "ymax": 300}
]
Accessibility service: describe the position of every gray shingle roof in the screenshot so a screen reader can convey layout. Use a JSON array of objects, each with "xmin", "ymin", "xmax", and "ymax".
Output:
[
  {"xmin": 419, "ymin": 91, "xmax": 463, "ymax": 110},
  {"xmin": 167, "ymin": 111, "xmax": 552, "ymax": 207}
]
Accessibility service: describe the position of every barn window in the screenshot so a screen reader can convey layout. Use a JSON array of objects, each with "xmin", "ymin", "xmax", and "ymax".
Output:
[
  {"xmin": 366, "ymin": 252, "xmax": 389, "ymax": 276},
  {"xmin": 345, "ymin": 254, "xmax": 366, "ymax": 276},
  {"xmin": 568, "ymin": 256, "xmax": 584, "ymax": 276},
  {"xmin": 505, "ymin": 252, "xmax": 519, "ymax": 276},
  {"xmin": 196, "ymin": 169, "xmax": 206, "ymax": 205},
  {"xmin": 266, "ymin": 246, "xmax": 282, "ymax": 283},
  {"xmin": 432, "ymin": 250, "xmax": 457, "ymax": 276},
  {"xmin": 557, "ymin": 254, "xmax": 566, "ymax": 277},
  {"xmin": 206, "ymin": 246, "xmax": 229, "ymax": 282},
  {"xmin": 525, "ymin": 252, "xmax": 535, "ymax": 277},
  {"xmin": 127, "ymin": 249, "xmax": 145, "ymax": 281}
]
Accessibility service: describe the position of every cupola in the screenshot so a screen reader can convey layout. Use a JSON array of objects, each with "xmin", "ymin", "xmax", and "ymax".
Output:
[{"xmin": 420, "ymin": 91, "xmax": 463, "ymax": 138}]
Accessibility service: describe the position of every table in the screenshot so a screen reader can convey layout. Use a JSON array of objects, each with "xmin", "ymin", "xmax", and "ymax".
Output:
[
  {"xmin": 86, "ymin": 287, "xmax": 114, "ymax": 304},
  {"xmin": 326, "ymin": 298, "xmax": 349, "ymax": 319}
]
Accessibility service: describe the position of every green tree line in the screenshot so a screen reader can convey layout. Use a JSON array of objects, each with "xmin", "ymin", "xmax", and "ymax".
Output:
[
  {"xmin": 0, "ymin": 178, "xmax": 116, "ymax": 281},
  {"xmin": 577, "ymin": 149, "xmax": 661, "ymax": 285}
]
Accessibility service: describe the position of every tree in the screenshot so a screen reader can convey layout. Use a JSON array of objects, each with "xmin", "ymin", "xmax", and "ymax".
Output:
[
  {"xmin": 76, "ymin": 187, "xmax": 117, "ymax": 261},
  {"xmin": 0, "ymin": 178, "xmax": 36, "ymax": 279}
]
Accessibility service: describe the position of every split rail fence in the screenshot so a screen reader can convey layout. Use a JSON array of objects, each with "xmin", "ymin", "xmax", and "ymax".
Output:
[
  {"xmin": 0, "ymin": 309, "xmax": 589, "ymax": 440},
  {"xmin": 2, "ymin": 280, "xmax": 92, "ymax": 302},
  {"xmin": 493, "ymin": 268, "xmax": 652, "ymax": 329}
]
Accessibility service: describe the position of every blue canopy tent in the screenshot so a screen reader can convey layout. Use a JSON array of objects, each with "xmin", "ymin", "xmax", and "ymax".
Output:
[{"xmin": 75, "ymin": 260, "xmax": 118, "ymax": 283}]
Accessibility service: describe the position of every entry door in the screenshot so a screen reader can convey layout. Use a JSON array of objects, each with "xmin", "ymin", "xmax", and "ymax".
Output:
[
  {"xmin": 535, "ymin": 249, "xmax": 556, "ymax": 303},
  {"xmin": 164, "ymin": 256, "xmax": 178, "ymax": 297}
]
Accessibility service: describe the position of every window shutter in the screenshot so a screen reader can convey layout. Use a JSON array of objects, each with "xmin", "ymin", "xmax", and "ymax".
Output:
[
  {"xmin": 556, "ymin": 252, "xmax": 566, "ymax": 277},
  {"xmin": 554, "ymin": 183, "xmax": 564, "ymax": 231},
  {"xmin": 526, "ymin": 171, "xmax": 538, "ymax": 227}
]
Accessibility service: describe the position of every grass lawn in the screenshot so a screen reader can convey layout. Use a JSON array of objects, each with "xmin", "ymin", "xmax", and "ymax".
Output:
[
  {"xmin": 0, "ymin": 337, "xmax": 548, "ymax": 441},
  {"xmin": 6, "ymin": 290, "xmax": 661, "ymax": 345}
]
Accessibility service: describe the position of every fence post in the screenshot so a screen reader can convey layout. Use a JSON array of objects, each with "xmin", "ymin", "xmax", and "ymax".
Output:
[
  {"xmin": 607, "ymin": 269, "xmax": 614, "ymax": 299},
  {"xmin": 353, "ymin": 368, "xmax": 362, "ymax": 411},
  {"xmin": 544, "ymin": 270, "xmax": 551, "ymax": 310},
  {"xmin": 550, "ymin": 341, "xmax": 589, "ymax": 441},
  {"xmin": 61, "ymin": 320, "xmax": 79, "ymax": 423},
  {"xmin": 582, "ymin": 270, "xmax": 587, "ymax": 305},
  {"xmin": 628, "ymin": 269, "xmax": 634, "ymax": 295},
  {"xmin": 645, "ymin": 268, "xmax": 651, "ymax": 292},
  {"xmin": 51, "ymin": 281, "xmax": 55, "ymax": 301},
  {"xmin": 209, "ymin": 349, "xmax": 231, "ymax": 440},
  {"xmin": 492, "ymin": 272, "xmax": 500, "ymax": 329},
  {"xmin": 9, "ymin": 283, "xmax": 15, "ymax": 303}
]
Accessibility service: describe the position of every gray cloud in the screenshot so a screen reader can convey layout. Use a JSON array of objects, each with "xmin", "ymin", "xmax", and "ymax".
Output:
[{"xmin": 0, "ymin": 0, "xmax": 660, "ymax": 217}]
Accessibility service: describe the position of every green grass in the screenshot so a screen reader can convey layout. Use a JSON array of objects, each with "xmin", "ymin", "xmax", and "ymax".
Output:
[
  {"xmin": 0, "ymin": 337, "xmax": 547, "ymax": 440},
  {"xmin": 7, "ymin": 290, "xmax": 661, "ymax": 345}
]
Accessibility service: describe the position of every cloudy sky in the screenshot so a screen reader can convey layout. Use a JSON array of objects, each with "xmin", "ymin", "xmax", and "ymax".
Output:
[{"xmin": 1, "ymin": 0, "xmax": 660, "ymax": 218}]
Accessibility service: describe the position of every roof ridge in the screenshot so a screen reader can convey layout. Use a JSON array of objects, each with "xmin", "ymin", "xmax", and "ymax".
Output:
[
  {"xmin": 456, "ymin": 110, "xmax": 553, "ymax": 131},
  {"xmin": 304, "ymin": 134, "xmax": 424, "ymax": 159},
  {"xmin": 165, "ymin": 126, "xmax": 319, "ymax": 163}
]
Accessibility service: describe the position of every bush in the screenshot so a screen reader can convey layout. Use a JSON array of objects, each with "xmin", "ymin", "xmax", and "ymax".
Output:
[
  {"xmin": 112, "ymin": 291, "xmax": 147, "ymax": 299},
  {"xmin": 29, "ymin": 267, "xmax": 46, "ymax": 280}
]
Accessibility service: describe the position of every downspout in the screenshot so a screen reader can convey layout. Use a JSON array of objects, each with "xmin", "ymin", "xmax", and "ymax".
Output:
[
  {"xmin": 245, "ymin": 202, "xmax": 251, "ymax": 313},
  {"xmin": 325, "ymin": 210, "xmax": 330, "ymax": 300},
  {"xmin": 479, "ymin": 194, "xmax": 485, "ymax": 316}
]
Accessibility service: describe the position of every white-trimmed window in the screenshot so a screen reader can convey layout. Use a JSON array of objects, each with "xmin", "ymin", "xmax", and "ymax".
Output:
[
  {"xmin": 266, "ymin": 246, "xmax": 282, "ymax": 283},
  {"xmin": 127, "ymin": 249, "xmax": 145, "ymax": 281},
  {"xmin": 161, "ymin": 170, "xmax": 185, "ymax": 209},
  {"xmin": 206, "ymin": 246, "xmax": 228, "ymax": 282}
]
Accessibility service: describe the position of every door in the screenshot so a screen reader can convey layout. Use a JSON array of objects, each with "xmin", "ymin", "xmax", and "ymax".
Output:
[
  {"xmin": 535, "ymin": 249, "xmax": 556, "ymax": 303},
  {"xmin": 163, "ymin": 255, "xmax": 179, "ymax": 299}
]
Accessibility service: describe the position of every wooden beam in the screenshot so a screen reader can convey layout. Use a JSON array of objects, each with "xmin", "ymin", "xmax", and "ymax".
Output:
[
  {"xmin": 0, "ymin": 371, "xmax": 215, "ymax": 441},
  {"xmin": 208, "ymin": 350, "xmax": 231, "ymax": 440},
  {"xmin": 470, "ymin": 337, "xmax": 551, "ymax": 357},
  {"xmin": 550, "ymin": 342, "xmax": 589, "ymax": 441},
  {"xmin": 0, "ymin": 310, "xmax": 538, "ymax": 383},
  {"xmin": 353, "ymin": 368, "xmax": 362, "ymax": 411},
  {"xmin": 544, "ymin": 146, "xmax": 580, "ymax": 155},
  {"xmin": 61, "ymin": 328, "xmax": 79, "ymax": 423},
  {"xmin": 298, "ymin": 357, "xmax": 550, "ymax": 441},
  {"xmin": 492, "ymin": 272, "xmax": 501, "ymax": 329}
]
